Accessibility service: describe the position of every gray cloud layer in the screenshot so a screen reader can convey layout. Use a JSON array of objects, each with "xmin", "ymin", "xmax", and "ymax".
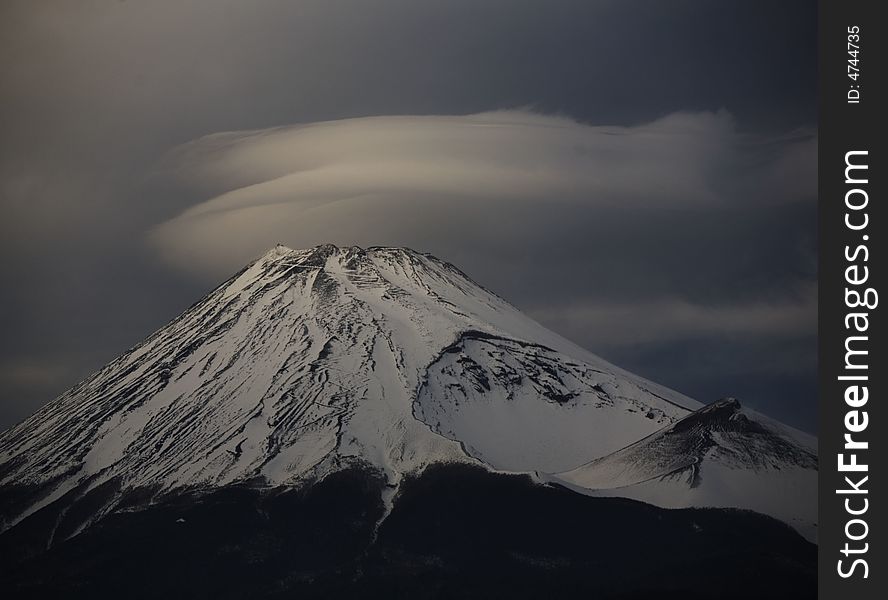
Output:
[{"xmin": 0, "ymin": 0, "xmax": 816, "ymax": 431}]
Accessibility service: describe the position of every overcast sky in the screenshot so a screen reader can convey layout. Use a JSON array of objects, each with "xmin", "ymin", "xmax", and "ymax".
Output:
[{"xmin": 0, "ymin": 0, "xmax": 817, "ymax": 431}]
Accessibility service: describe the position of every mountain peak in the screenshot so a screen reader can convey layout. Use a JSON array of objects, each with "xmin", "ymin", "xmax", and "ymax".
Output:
[
  {"xmin": 1, "ymin": 241, "xmax": 694, "ymax": 492},
  {"xmin": 256, "ymin": 243, "xmax": 431, "ymax": 267},
  {"xmin": 274, "ymin": 242, "xmax": 294, "ymax": 252}
]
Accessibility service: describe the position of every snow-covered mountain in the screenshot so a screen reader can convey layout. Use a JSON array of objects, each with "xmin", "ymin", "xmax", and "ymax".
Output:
[
  {"xmin": 0, "ymin": 244, "xmax": 816, "ymax": 543},
  {"xmin": 548, "ymin": 398, "xmax": 818, "ymax": 539}
]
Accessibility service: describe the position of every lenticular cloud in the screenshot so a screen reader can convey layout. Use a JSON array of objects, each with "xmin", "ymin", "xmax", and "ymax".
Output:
[{"xmin": 149, "ymin": 109, "xmax": 811, "ymax": 276}]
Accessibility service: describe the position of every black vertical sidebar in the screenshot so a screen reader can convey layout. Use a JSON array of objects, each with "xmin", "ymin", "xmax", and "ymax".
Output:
[{"xmin": 819, "ymin": 1, "xmax": 885, "ymax": 597}]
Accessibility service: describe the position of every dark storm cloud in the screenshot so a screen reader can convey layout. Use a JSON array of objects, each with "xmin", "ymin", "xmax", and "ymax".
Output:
[{"xmin": 0, "ymin": 0, "xmax": 816, "ymax": 430}]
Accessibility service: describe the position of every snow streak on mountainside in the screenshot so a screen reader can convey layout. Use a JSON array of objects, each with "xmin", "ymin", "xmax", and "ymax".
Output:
[{"xmin": 0, "ymin": 244, "xmax": 696, "ymax": 534}]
